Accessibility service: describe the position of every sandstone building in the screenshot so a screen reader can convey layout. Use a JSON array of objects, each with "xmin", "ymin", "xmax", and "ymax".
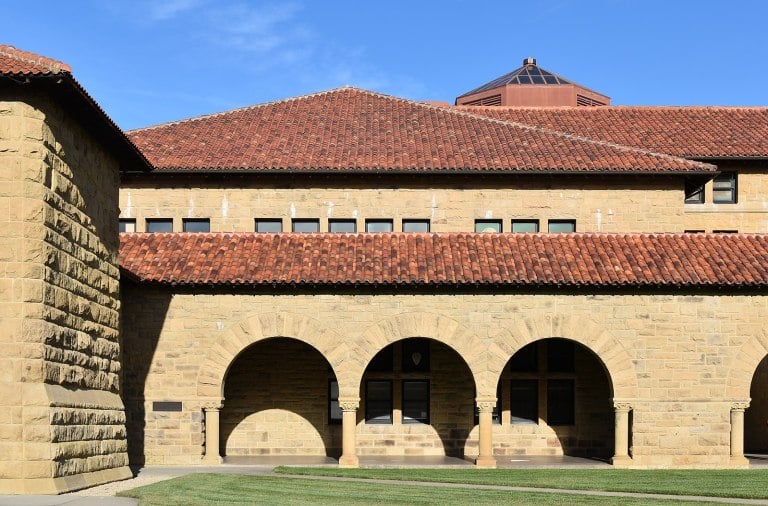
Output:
[{"xmin": 2, "ymin": 46, "xmax": 768, "ymax": 494}]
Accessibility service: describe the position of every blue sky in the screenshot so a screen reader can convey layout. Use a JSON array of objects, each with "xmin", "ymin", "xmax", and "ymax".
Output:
[{"xmin": 6, "ymin": 1, "xmax": 767, "ymax": 130}]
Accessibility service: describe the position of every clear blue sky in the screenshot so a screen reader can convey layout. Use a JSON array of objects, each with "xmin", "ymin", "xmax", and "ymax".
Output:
[{"xmin": 6, "ymin": 1, "xmax": 768, "ymax": 130}]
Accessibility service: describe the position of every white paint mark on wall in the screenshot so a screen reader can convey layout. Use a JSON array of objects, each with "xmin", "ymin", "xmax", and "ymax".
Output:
[
  {"xmin": 216, "ymin": 321, "xmax": 224, "ymax": 331},
  {"xmin": 187, "ymin": 197, "xmax": 195, "ymax": 218},
  {"xmin": 596, "ymin": 208, "xmax": 602, "ymax": 232},
  {"xmin": 290, "ymin": 203, "xmax": 296, "ymax": 218},
  {"xmin": 431, "ymin": 194, "xmax": 437, "ymax": 219},
  {"xmin": 484, "ymin": 210, "xmax": 493, "ymax": 219},
  {"xmin": 124, "ymin": 192, "xmax": 132, "ymax": 218},
  {"xmin": 352, "ymin": 210, "xmax": 358, "ymax": 218},
  {"xmin": 327, "ymin": 202, "xmax": 334, "ymax": 218},
  {"xmin": 221, "ymin": 195, "xmax": 229, "ymax": 218}
]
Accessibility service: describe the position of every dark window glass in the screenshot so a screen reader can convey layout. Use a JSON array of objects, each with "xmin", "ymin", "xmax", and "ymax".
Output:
[
  {"xmin": 402, "ymin": 339, "xmax": 430, "ymax": 373},
  {"xmin": 402, "ymin": 380, "xmax": 429, "ymax": 424},
  {"xmin": 684, "ymin": 181, "xmax": 704, "ymax": 204},
  {"xmin": 292, "ymin": 219, "xmax": 320, "ymax": 233},
  {"xmin": 365, "ymin": 219, "xmax": 393, "ymax": 232},
  {"xmin": 475, "ymin": 219, "xmax": 502, "ymax": 233},
  {"xmin": 713, "ymin": 172, "xmax": 737, "ymax": 203},
  {"xmin": 510, "ymin": 379, "xmax": 538, "ymax": 424},
  {"xmin": 367, "ymin": 346, "xmax": 394, "ymax": 372},
  {"xmin": 512, "ymin": 220, "xmax": 539, "ymax": 233},
  {"xmin": 684, "ymin": 230, "xmax": 705, "ymax": 233},
  {"xmin": 119, "ymin": 219, "xmax": 136, "ymax": 233},
  {"xmin": 146, "ymin": 218, "xmax": 173, "ymax": 233},
  {"xmin": 255, "ymin": 219, "xmax": 282, "ymax": 233},
  {"xmin": 547, "ymin": 379, "xmax": 575, "ymax": 425},
  {"xmin": 509, "ymin": 342, "xmax": 538, "ymax": 373},
  {"xmin": 713, "ymin": 230, "xmax": 738, "ymax": 233},
  {"xmin": 182, "ymin": 218, "xmax": 210, "ymax": 232},
  {"xmin": 329, "ymin": 219, "xmax": 356, "ymax": 233},
  {"xmin": 365, "ymin": 380, "xmax": 392, "ymax": 424},
  {"xmin": 547, "ymin": 339, "xmax": 575, "ymax": 373},
  {"xmin": 329, "ymin": 380, "xmax": 341, "ymax": 424},
  {"xmin": 402, "ymin": 219, "xmax": 430, "ymax": 232},
  {"xmin": 548, "ymin": 220, "xmax": 576, "ymax": 233}
]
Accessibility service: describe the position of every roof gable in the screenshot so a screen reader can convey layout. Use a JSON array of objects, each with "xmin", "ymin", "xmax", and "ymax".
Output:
[
  {"xmin": 128, "ymin": 87, "xmax": 712, "ymax": 174},
  {"xmin": 0, "ymin": 44, "xmax": 71, "ymax": 76}
]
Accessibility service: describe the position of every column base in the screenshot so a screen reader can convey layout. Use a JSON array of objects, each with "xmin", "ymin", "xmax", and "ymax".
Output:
[
  {"xmin": 611, "ymin": 455, "xmax": 632, "ymax": 467},
  {"xmin": 475, "ymin": 456, "xmax": 497, "ymax": 468},
  {"xmin": 338, "ymin": 455, "xmax": 359, "ymax": 468},
  {"xmin": 729, "ymin": 455, "xmax": 750, "ymax": 468},
  {"xmin": 201, "ymin": 455, "xmax": 223, "ymax": 465}
]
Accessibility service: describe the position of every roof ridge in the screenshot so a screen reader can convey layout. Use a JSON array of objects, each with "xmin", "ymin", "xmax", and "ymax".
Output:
[
  {"xmin": 0, "ymin": 44, "xmax": 71, "ymax": 74},
  {"xmin": 128, "ymin": 85, "xmax": 359, "ymax": 133},
  {"xmin": 459, "ymin": 105, "xmax": 768, "ymax": 111}
]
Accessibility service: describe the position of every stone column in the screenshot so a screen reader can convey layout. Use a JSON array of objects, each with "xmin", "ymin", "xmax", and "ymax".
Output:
[
  {"xmin": 202, "ymin": 404, "xmax": 223, "ymax": 465},
  {"xmin": 475, "ymin": 398, "xmax": 497, "ymax": 468},
  {"xmin": 612, "ymin": 401, "xmax": 632, "ymax": 465},
  {"xmin": 338, "ymin": 398, "xmax": 359, "ymax": 468},
  {"xmin": 730, "ymin": 401, "xmax": 750, "ymax": 466}
]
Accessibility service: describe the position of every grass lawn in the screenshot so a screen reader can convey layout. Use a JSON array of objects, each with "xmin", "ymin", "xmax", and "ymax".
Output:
[
  {"xmin": 117, "ymin": 473, "xmax": 711, "ymax": 505},
  {"xmin": 275, "ymin": 467, "xmax": 768, "ymax": 499}
]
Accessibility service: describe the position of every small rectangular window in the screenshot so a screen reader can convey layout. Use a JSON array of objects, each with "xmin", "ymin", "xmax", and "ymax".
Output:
[
  {"xmin": 547, "ymin": 379, "xmax": 575, "ymax": 426},
  {"xmin": 684, "ymin": 230, "xmax": 705, "ymax": 233},
  {"xmin": 713, "ymin": 172, "xmax": 737, "ymax": 203},
  {"xmin": 365, "ymin": 380, "xmax": 392, "ymax": 424},
  {"xmin": 402, "ymin": 339, "xmax": 430, "ymax": 373},
  {"xmin": 402, "ymin": 219, "xmax": 430, "ymax": 232},
  {"xmin": 329, "ymin": 219, "xmax": 357, "ymax": 233},
  {"xmin": 713, "ymin": 230, "xmax": 738, "ymax": 233},
  {"xmin": 255, "ymin": 219, "xmax": 283, "ymax": 233},
  {"xmin": 402, "ymin": 380, "xmax": 429, "ymax": 424},
  {"xmin": 548, "ymin": 220, "xmax": 576, "ymax": 233},
  {"xmin": 512, "ymin": 220, "xmax": 539, "ymax": 233},
  {"xmin": 146, "ymin": 218, "xmax": 173, "ymax": 233},
  {"xmin": 152, "ymin": 401, "xmax": 182, "ymax": 412},
  {"xmin": 119, "ymin": 218, "xmax": 136, "ymax": 233},
  {"xmin": 509, "ymin": 342, "xmax": 538, "ymax": 373},
  {"xmin": 182, "ymin": 218, "xmax": 210, "ymax": 233},
  {"xmin": 547, "ymin": 339, "xmax": 575, "ymax": 373},
  {"xmin": 365, "ymin": 219, "xmax": 393, "ymax": 232},
  {"xmin": 475, "ymin": 219, "xmax": 502, "ymax": 233},
  {"xmin": 292, "ymin": 219, "xmax": 320, "ymax": 233},
  {"xmin": 329, "ymin": 380, "xmax": 342, "ymax": 425},
  {"xmin": 367, "ymin": 346, "xmax": 394, "ymax": 372},
  {"xmin": 684, "ymin": 181, "xmax": 704, "ymax": 204},
  {"xmin": 510, "ymin": 379, "xmax": 538, "ymax": 424}
]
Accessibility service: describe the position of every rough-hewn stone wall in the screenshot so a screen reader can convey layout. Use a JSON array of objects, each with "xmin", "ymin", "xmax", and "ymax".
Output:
[
  {"xmin": 0, "ymin": 93, "xmax": 129, "ymax": 494},
  {"xmin": 121, "ymin": 283, "xmax": 768, "ymax": 468},
  {"xmin": 119, "ymin": 174, "xmax": 685, "ymax": 233}
]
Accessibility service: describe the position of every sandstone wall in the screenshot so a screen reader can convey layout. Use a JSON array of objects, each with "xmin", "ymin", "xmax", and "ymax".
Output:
[
  {"xmin": 0, "ymin": 93, "xmax": 129, "ymax": 493},
  {"xmin": 121, "ymin": 284, "xmax": 768, "ymax": 468},
  {"xmin": 119, "ymin": 174, "xmax": 685, "ymax": 233}
]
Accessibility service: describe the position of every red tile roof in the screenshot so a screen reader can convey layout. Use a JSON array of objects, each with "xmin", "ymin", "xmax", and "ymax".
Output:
[
  {"xmin": 119, "ymin": 232, "xmax": 768, "ymax": 289},
  {"xmin": 0, "ymin": 44, "xmax": 71, "ymax": 75},
  {"xmin": 127, "ymin": 87, "xmax": 713, "ymax": 174},
  {"xmin": 459, "ymin": 106, "xmax": 768, "ymax": 159}
]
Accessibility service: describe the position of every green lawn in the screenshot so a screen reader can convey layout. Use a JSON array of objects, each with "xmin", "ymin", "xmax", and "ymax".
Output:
[
  {"xmin": 275, "ymin": 467, "xmax": 768, "ymax": 499},
  {"xmin": 118, "ymin": 473, "xmax": 711, "ymax": 505}
]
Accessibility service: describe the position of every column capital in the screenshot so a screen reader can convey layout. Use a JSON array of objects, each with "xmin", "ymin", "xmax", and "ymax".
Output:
[
  {"xmin": 731, "ymin": 400, "xmax": 751, "ymax": 411},
  {"xmin": 338, "ymin": 397, "xmax": 360, "ymax": 411},
  {"xmin": 475, "ymin": 397, "xmax": 497, "ymax": 412},
  {"xmin": 613, "ymin": 399, "xmax": 632, "ymax": 411},
  {"xmin": 202, "ymin": 402, "xmax": 223, "ymax": 411}
]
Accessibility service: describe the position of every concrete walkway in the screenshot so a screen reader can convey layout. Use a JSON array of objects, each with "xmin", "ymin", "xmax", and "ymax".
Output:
[{"xmin": 0, "ymin": 455, "xmax": 766, "ymax": 505}]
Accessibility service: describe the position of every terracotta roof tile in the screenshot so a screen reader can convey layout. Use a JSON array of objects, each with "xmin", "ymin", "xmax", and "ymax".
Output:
[
  {"xmin": 0, "ymin": 44, "xmax": 71, "ymax": 76},
  {"xmin": 459, "ymin": 106, "xmax": 768, "ymax": 159},
  {"xmin": 119, "ymin": 232, "xmax": 768, "ymax": 289},
  {"xmin": 127, "ymin": 87, "xmax": 713, "ymax": 174}
]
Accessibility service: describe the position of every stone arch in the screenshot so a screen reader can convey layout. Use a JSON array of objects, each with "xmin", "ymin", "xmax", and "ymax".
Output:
[
  {"xmin": 726, "ymin": 328, "xmax": 768, "ymax": 400},
  {"xmin": 196, "ymin": 312, "xmax": 351, "ymax": 401},
  {"xmin": 350, "ymin": 312, "xmax": 484, "ymax": 397},
  {"xmin": 484, "ymin": 313, "xmax": 638, "ymax": 400}
]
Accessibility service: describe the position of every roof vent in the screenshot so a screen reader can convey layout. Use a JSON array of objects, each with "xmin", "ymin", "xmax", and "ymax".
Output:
[{"xmin": 523, "ymin": 57, "xmax": 536, "ymax": 66}]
